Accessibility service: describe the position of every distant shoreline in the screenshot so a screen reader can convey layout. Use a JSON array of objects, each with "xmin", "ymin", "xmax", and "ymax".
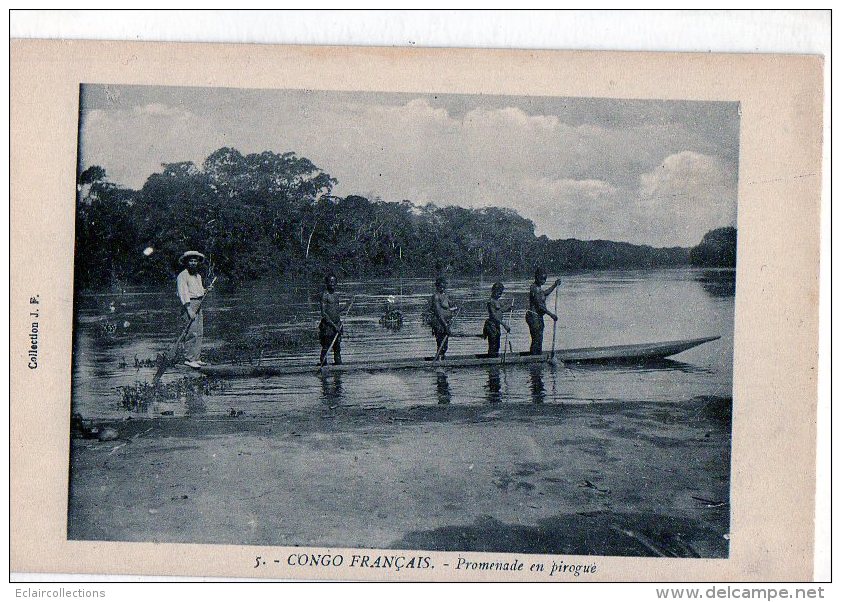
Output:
[
  {"xmin": 73, "ymin": 265, "xmax": 736, "ymax": 296},
  {"xmin": 74, "ymin": 152, "xmax": 736, "ymax": 288}
]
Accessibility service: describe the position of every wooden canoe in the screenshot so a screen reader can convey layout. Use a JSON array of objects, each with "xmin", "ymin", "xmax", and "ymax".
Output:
[{"xmin": 198, "ymin": 336, "xmax": 720, "ymax": 379}]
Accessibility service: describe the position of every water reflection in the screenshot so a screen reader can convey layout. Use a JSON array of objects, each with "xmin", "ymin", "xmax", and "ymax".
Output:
[
  {"xmin": 528, "ymin": 364, "xmax": 546, "ymax": 404},
  {"xmin": 320, "ymin": 373, "xmax": 344, "ymax": 405},
  {"xmin": 695, "ymin": 269, "xmax": 736, "ymax": 299},
  {"xmin": 436, "ymin": 372, "xmax": 452, "ymax": 405},
  {"xmin": 566, "ymin": 358, "xmax": 711, "ymax": 375},
  {"xmin": 485, "ymin": 366, "xmax": 502, "ymax": 404},
  {"xmin": 185, "ymin": 386, "xmax": 207, "ymax": 416},
  {"xmin": 116, "ymin": 375, "xmax": 212, "ymax": 417},
  {"xmin": 72, "ymin": 270, "xmax": 734, "ymax": 418}
]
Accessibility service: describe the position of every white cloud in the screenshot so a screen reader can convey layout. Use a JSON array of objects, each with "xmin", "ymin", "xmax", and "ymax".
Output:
[
  {"xmin": 464, "ymin": 105, "xmax": 560, "ymax": 131},
  {"xmin": 80, "ymin": 105, "xmax": 208, "ymax": 187},
  {"xmin": 636, "ymin": 151, "xmax": 737, "ymax": 245},
  {"xmin": 521, "ymin": 177, "xmax": 635, "ymax": 242},
  {"xmin": 526, "ymin": 177, "xmax": 618, "ymax": 199},
  {"xmin": 516, "ymin": 152, "xmax": 737, "ymax": 246}
]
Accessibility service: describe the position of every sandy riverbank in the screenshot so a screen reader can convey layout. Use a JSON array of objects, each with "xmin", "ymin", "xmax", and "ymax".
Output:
[{"xmin": 68, "ymin": 397, "xmax": 731, "ymax": 557}]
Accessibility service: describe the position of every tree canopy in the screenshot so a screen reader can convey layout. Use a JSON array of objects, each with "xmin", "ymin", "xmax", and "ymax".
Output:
[
  {"xmin": 689, "ymin": 227, "xmax": 737, "ymax": 268},
  {"xmin": 74, "ymin": 147, "xmax": 729, "ymax": 289}
]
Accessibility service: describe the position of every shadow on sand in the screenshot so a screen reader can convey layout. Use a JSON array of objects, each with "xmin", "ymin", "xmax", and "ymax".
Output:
[{"xmin": 391, "ymin": 510, "xmax": 729, "ymax": 558}]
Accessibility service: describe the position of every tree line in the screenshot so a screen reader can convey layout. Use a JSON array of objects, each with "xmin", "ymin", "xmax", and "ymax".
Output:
[
  {"xmin": 74, "ymin": 146, "xmax": 734, "ymax": 290},
  {"xmin": 689, "ymin": 227, "xmax": 737, "ymax": 268}
]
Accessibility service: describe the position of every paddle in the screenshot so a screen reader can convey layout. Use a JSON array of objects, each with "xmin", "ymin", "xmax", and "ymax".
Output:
[
  {"xmin": 502, "ymin": 299, "xmax": 514, "ymax": 365},
  {"xmin": 318, "ymin": 294, "xmax": 356, "ymax": 370},
  {"xmin": 434, "ymin": 334, "xmax": 448, "ymax": 362},
  {"xmin": 550, "ymin": 282, "xmax": 559, "ymax": 364},
  {"xmin": 434, "ymin": 307, "xmax": 459, "ymax": 362},
  {"xmin": 153, "ymin": 276, "xmax": 218, "ymax": 384}
]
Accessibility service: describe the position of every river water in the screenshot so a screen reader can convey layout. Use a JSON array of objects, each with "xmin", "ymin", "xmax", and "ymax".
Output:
[{"xmin": 71, "ymin": 268, "xmax": 735, "ymax": 420}]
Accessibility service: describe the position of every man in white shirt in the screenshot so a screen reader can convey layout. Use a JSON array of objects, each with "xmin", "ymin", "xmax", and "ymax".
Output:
[{"xmin": 177, "ymin": 251, "xmax": 207, "ymax": 368}]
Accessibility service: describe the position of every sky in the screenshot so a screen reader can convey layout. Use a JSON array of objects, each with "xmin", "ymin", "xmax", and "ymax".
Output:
[{"xmin": 78, "ymin": 85, "xmax": 739, "ymax": 247}]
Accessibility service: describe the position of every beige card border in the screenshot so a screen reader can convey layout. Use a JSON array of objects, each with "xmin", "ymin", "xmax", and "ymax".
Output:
[{"xmin": 10, "ymin": 40, "xmax": 823, "ymax": 581}]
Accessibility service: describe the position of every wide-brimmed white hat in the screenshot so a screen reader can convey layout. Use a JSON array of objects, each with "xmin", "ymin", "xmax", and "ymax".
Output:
[{"xmin": 179, "ymin": 250, "xmax": 206, "ymax": 264}]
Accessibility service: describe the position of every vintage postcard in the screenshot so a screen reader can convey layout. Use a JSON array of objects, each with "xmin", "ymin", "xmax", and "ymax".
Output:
[{"xmin": 10, "ymin": 40, "xmax": 822, "ymax": 581}]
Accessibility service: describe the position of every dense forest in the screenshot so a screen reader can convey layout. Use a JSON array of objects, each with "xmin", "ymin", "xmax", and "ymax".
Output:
[
  {"xmin": 689, "ymin": 227, "xmax": 737, "ymax": 268},
  {"xmin": 75, "ymin": 147, "xmax": 733, "ymax": 289}
]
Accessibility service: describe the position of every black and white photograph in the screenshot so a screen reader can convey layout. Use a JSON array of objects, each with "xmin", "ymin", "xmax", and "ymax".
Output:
[{"xmin": 67, "ymin": 83, "xmax": 738, "ymax": 559}]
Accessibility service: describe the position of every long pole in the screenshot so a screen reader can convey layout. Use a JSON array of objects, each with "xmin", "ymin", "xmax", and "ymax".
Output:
[
  {"xmin": 550, "ymin": 284, "xmax": 559, "ymax": 359},
  {"xmin": 434, "ymin": 334, "xmax": 448, "ymax": 362},
  {"xmin": 153, "ymin": 276, "xmax": 217, "ymax": 384},
  {"xmin": 434, "ymin": 307, "xmax": 458, "ymax": 362},
  {"xmin": 319, "ymin": 295, "xmax": 356, "ymax": 370},
  {"xmin": 502, "ymin": 299, "xmax": 514, "ymax": 365}
]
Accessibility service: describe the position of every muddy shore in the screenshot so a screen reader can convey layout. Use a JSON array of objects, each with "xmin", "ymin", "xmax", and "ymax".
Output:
[{"xmin": 68, "ymin": 397, "xmax": 731, "ymax": 557}]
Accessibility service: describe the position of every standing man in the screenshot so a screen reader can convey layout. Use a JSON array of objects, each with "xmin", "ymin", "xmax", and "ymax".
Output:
[
  {"xmin": 319, "ymin": 273, "xmax": 343, "ymax": 366},
  {"xmin": 177, "ymin": 251, "xmax": 207, "ymax": 368},
  {"xmin": 483, "ymin": 282, "xmax": 512, "ymax": 358},
  {"xmin": 431, "ymin": 276, "xmax": 458, "ymax": 360},
  {"xmin": 525, "ymin": 268, "xmax": 561, "ymax": 355}
]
